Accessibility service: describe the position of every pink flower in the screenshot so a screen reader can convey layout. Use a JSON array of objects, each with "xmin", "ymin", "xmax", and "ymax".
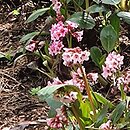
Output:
[
  {"xmin": 49, "ymin": 41, "xmax": 64, "ymax": 56},
  {"xmin": 66, "ymin": 21, "xmax": 78, "ymax": 31},
  {"xmin": 87, "ymin": 73, "xmax": 98, "ymax": 85},
  {"xmin": 70, "ymin": 67, "xmax": 86, "ymax": 92},
  {"xmin": 46, "ymin": 106, "xmax": 68, "ymax": 129},
  {"xmin": 61, "ymin": 91, "xmax": 78, "ymax": 103},
  {"xmin": 50, "ymin": 21, "xmax": 68, "ymax": 42},
  {"xmin": 72, "ymin": 30, "xmax": 83, "ymax": 42},
  {"xmin": 117, "ymin": 69, "xmax": 130, "ymax": 92},
  {"xmin": 25, "ymin": 42, "xmax": 36, "ymax": 52},
  {"xmin": 53, "ymin": 1, "xmax": 62, "ymax": 14},
  {"xmin": 47, "ymin": 77, "xmax": 63, "ymax": 86},
  {"xmin": 50, "ymin": 0, "xmax": 62, "ymax": 14},
  {"xmin": 99, "ymin": 120, "xmax": 112, "ymax": 130},
  {"xmin": 102, "ymin": 51, "xmax": 124, "ymax": 79},
  {"xmin": 102, "ymin": 65, "xmax": 112, "ymax": 79},
  {"xmin": 62, "ymin": 47, "xmax": 90, "ymax": 66}
]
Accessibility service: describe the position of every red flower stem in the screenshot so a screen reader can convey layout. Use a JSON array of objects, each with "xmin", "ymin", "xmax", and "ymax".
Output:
[{"xmin": 79, "ymin": 65, "xmax": 96, "ymax": 116}]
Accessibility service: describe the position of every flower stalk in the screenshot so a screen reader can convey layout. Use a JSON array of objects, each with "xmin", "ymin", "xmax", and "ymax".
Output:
[{"xmin": 79, "ymin": 65, "xmax": 96, "ymax": 116}]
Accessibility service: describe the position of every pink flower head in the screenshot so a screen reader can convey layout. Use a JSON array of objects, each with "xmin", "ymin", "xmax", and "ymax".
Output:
[
  {"xmin": 46, "ymin": 106, "xmax": 68, "ymax": 129},
  {"xmin": 66, "ymin": 21, "xmax": 78, "ymax": 31},
  {"xmin": 72, "ymin": 30, "xmax": 83, "ymax": 42},
  {"xmin": 99, "ymin": 120, "xmax": 112, "ymax": 130},
  {"xmin": 50, "ymin": 21, "xmax": 68, "ymax": 42},
  {"xmin": 102, "ymin": 51, "xmax": 124, "ymax": 79},
  {"xmin": 49, "ymin": 41, "xmax": 64, "ymax": 56},
  {"xmin": 70, "ymin": 67, "xmax": 86, "ymax": 92},
  {"xmin": 62, "ymin": 47, "xmax": 90, "ymax": 66}
]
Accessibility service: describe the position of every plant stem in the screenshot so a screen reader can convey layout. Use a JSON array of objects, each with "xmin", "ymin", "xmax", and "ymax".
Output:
[
  {"xmin": 69, "ymin": 35, "xmax": 72, "ymax": 48},
  {"xmin": 79, "ymin": 65, "xmax": 96, "ymax": 116},
  {"xmin": 71, "ymin": 104, "xmax": 84, "ymax": 130},
  {"xmin": 85, "ymin": 0, "xmax": 89, "ymax": 13}
]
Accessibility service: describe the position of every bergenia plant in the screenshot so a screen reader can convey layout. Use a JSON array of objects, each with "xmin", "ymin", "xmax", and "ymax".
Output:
[{"xmin": 21, "ymin": 0, "xmax": 130, "ymax": 129}]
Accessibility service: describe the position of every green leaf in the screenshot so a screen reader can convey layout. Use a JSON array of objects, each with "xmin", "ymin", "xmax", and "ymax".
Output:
[
  {"xmin": 95, "ymin": 105, "xmax": 108, "ymax": 127},
  {"xmin": 110, "ymin": 13, "xmax": 120, "ymax": 37},
  {"xmin": 117, "ymin": 11, "xmax": 130, "ymax": 24},
  {"xmin": 87, "ymin": 4, "xmax": 107, "ymax": 14},
  {"xmin": 37, "ymin": 84, "xmax": 80, "ymax": 101},
  {"xmin": 100, "ymin": 25, "xmax": 117, "ymax": 52},
  {"xmin": 20, "ymin": 32, "xmax": 39, "ymax": 43},
  {"xmin": 80, "ymin": 99, "xmax": 91, "ymax": 119},
  {"xmin": 111, "ymin": 101, "xmax": 126, "ymax": 124},
  {"xmin": 30, "ymin": 86, "xmax": 41, "ymax": 95},
  {"xmin": 68, "ymin": 12, "xmax": 95, "ymax": 29},
  {"xmin": 12, "ymin": 9, "xmax": 20, "ymax": 15},
  {"xmin": 90, "ymin": 46, "xmax": 104, "ymax": 68},
  {"xmin": 27, "ymin": 7, "xmax": 50, "ymax": 23},
  {"xmin": 92, "ymin": 92, "xmax": 114, "ymax": 109},
  {"xmin": 46, "ymin": 95, "xmax": 63, "ymax": 117},
  {"xmin": 102, "ymin": 0, "xmax": 121, "ymax": 5}
]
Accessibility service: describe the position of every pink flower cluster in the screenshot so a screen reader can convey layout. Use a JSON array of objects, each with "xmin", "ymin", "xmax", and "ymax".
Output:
[
  {"xmin": 48, "ymin": 40, "xmax": 64, "ymax": 56},
  {"xmin": 69, "ymin": 68, "xmax": 85, "ymax": 92},
  {"xmin": 117, "ymin": 70, "xmax": 130, "ymax": 92},
  {"xmin": 102, "ymin": 51, "xmax": 124, "ymax": 79},
  {"xmin": 50, "ymin": 21, "xmax": 68, "ymax": 42},
  {"xmin": 62, "ymin": 47, "xmax": 90, "ymax": 66},
  {"xmin": 49, "ymin": 20, "xmax": 84, "ymax": 56},
  {"xmin": 46, "ymin": 106, "xmax": 68, "ymax": 128}
]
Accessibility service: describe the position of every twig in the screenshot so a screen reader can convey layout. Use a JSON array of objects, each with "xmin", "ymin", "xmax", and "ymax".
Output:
[{"xmin": 0, "ymin": 70, "xmax": 25, "ymax": 88}]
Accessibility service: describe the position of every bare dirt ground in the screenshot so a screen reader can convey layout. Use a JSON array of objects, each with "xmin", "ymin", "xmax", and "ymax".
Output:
[{"xmin": 0, "ymin": 1, "xmax": 50, "ymax": 129}]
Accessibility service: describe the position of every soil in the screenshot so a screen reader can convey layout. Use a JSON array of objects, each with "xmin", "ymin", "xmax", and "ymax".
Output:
[{"xmin": 0, "ymin": 1, "xmax": 50, "ymax": 130}]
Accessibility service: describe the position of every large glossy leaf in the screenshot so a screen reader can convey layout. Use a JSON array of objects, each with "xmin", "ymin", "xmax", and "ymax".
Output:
[
  {"xmin": 102, "ymin": 0, "xmax": 121, "ymax": 5},
  {"xmin": 68, "ymin": 12, "xmax": 95, "ymax": 29},
  {"xmin": 27, "ymin": 7, "xmax": 50, "ymax": 23},
  {"xmin": 87, "ymin": 4, "xmax": 107, "ymax": 14},
  {"xmin": 117, "ymin": 11, "xmax": 130, "ymax": 24},
  {"xmin": 110, "ymin": 13, "xmax": 120, "ymax": 37},
  {"xmin": 111, "ymin": 101, "xmax": 126, "ymax": 124},
  {"xmin": 90, "ymin": 46, "xmax": 105, "ymax": 68},
  {"xmin": 100, "ymin": 25, "xmax": 117, "ymax": 53}
]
